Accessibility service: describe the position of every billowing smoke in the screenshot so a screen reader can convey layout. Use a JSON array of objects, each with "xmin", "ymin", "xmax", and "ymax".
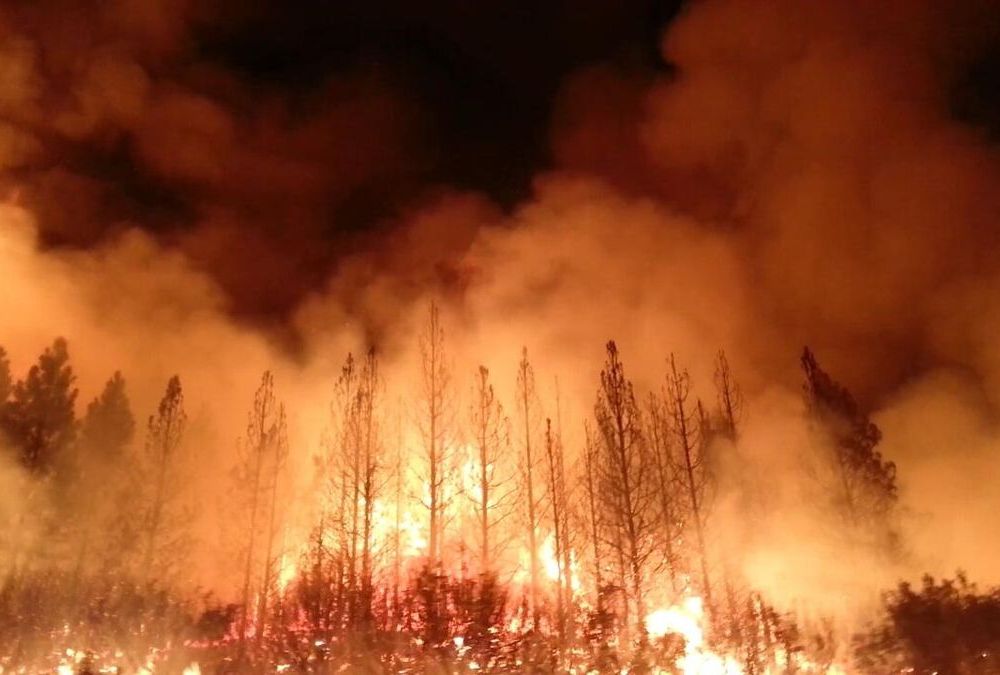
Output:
[{"xmin": 2, "ymin": 0, "xmax": 1000, "ymax": 629}]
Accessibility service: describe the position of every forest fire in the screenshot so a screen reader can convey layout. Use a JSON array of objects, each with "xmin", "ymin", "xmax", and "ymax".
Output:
[
  {"xmin": 0, "ymin": 317, "xmax": 876, "ymax": 673},
  {"xmin": 4, "ymin": 0, "xmax": 1000, "ymax": 672}
]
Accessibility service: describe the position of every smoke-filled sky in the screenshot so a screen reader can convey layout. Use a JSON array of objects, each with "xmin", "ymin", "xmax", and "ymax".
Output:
[{"xmin": 4, "ymin": 0, "xmax": 1000, "ymax": 606}]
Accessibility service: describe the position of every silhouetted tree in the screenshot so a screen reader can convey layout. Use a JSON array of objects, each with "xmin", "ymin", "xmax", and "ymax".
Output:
[
  {"xmin": 417, "ymin": 302, "xmax": 455, "ymax": 567},
  {"xmin": 338, "ymin": 348, "xmax": 382, "ymax": 628},
  {"xmin": 714, "ymin": 350, "xmax": 743, "ymax": 442},
  {"xmin": 594, "ymin": 341, "xmax": 656, "ymax": 644},
  {"xmin": 664, "ymin": 354, "xmax": 715, "ymax": 615},
  {"xmin": 1, "ymin": 338, "xmax": 78, "ymax": 474},
  {"xmin": 139, "ymin": 375, "xmax": 189, "ymax": 583},
  {"xmin": 544, "ymin": 416, "xmax": 572, "ymax": 648},
  {"xmin": 855, "ymin": 573, "xmax": 1000, "ymax": 674},
  {"xmin": 78, "ymin": 372, "xmax": 135, "ymax": 464},
  {"xmin": 68, "ymin": 372, "xmax": 136, "ymax": 589},
  {"xmin": 467, "ymin": 365, "xmax": 514, "ymax": 575},
  {"xmin": 801, "ymin": 348, "xmax": 897, "ymax": 530},
  {"xmin": 645, "ymin": 393, "xmax": 682, "ymax": 593},
  {"xmin": 515, "ymin": 347, "xmax": 545, "ymax": 628},
  {"xmin": 235, "ymin": 371, "xmax": 288, "ymax": 657}
]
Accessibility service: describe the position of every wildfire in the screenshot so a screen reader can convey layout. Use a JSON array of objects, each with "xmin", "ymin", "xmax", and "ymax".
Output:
[{"xmin": 646, "ymin": 598, "xmax": 743, "ymax": 674}]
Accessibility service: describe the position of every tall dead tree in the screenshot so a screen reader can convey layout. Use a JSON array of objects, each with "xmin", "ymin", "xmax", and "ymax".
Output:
[
  {"xmin": 417, "ymin": 302, "xmax": 454, "ymax": 567},
  {"xmin": 235, "ymin": 371, "xmax": 288, "ymax": 655},
  {"xmin": 515, "ymin": 347, "xmax": 545, "ymax": 627},
  {"xmin": 594, "ymin": 341, "xmax": 656, "ymax": 641},
  {"xmin": 664, "ymin": 354, "xmax": 714, "ymax": 613},
  {"xmin": 255, "ymin": 405, "xmax": 288, "ymax": 646},
  {"xmin": 645, "ymin": 393, "xmax": 682, "ymax": 593},
  {"xmin": 468, "ymin": 365, "xmax": 514, "ymax": 575},
  {"xmin": 354, "ymin": 348, "xmax": 382, "ymax": 624},
  {"xmin": 139, "ymin": 375, "xmax": 188, "ymax": 585},
  {"xmin": 544, "ymin": 415, "xmax": 572, "ymax": 645},
  {"xmin": 714, "ymin": 350, "xmax": 743, "ymax": 443},
  {"xmin": 582, "ymin": 423, "xmax": 604, "ymax": 601}
]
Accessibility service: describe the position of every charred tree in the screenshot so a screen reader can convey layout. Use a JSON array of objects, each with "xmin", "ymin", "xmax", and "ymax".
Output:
[
  {"xmin": 235, "ymin": 371, "xmax": 288, "ymax": 657},
  {"xmin": 544, "ymin": 415, "xmax": 572, "ymax": 649},
  {"xmin": 417, "ymin": 302, "xmax": 454, "ymax": 568},
  {"xmin": 354, "ymin": 348, "xmax": 383, "ymax": 628},
  {"xmin": 139, "ymin": 375, "xmax": 189, "ymax": 585},
  {"xmin": 594, "ymin": 341, "xmax": 656, "ymax": 643},
  {"xmin": 714, "ymin": 351, "xmax": 743, "ymax": 443},
  {"xmin": 645, "ymin": 393, "xmax": 682, "ymax": 593},
  {"xmin": 515, "ymin": 347, "xmax": 545, "ymax": 628},
  {"xmin": 664, "ymin": 354, "xmax": 715, "ymax": 616},
  {"xmin": 467, "ymin": 365, "xmax": 513, "ymax": 576}
]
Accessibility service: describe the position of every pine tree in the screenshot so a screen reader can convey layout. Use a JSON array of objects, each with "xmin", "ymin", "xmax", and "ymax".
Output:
[
  {"xmin": 139, "ymin": 375, "xmax": 189, "ymax": 584},
  {"xmin": 2, "ymin": 338, "xmax": 78, "ymax": 474},
  {"xmin": 467, "ymin": 365, "xmax": 513, "ymax": 576},
  {"xmin": 340, "ymin": 348, "xmax": 382, "ymax": 628},
  {"xmin": 801, "ymin": 348, "xmax": 897, "ymax": 529},
  {"xmin": 235, "ymin": 371, "xmax": 288, "ymax": 656},
  {"xmin": 78, "ymin": 372, "xmax": 135, "ymax": 465},
  {"xmin": 417, "ymin": 302, "xmax": 454, "ymax": 568},
  {"xmin": 594, "ymin": 341, "xmax": 656, "ymax": 643},
  {"xmin": 664, "ymin": 354, "xmax": 714, "ymax": 614},
  {"xmin": 68, "ymin": 372, "xmax": 136, "ymax": 587},
  {"xmin": 645, "ymin": 392, "xmax": 682, "ymax": 593},
  {"xmin": 515, "ymin": 347, "xmax": 545, "ymax": 628},
  {"xmin": 544, "ymin": 415, "xmax": 572, "ymax": 648},
  {"xmin": 714, "ymin": 351, "xmax": 743, "ymax": 442}
]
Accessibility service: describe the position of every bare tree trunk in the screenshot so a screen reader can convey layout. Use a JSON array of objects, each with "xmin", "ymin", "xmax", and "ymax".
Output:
[
  {"xmin": 583, "ymin": 426, "xmax": 603, "ymax": 600},
  {"xmin": 666, "ymin": 355, "xmax": 714, "ymax": 614},
  {"xmin": 647, "ymin": 396, "xmax": 680, "ymax": 593},
  {"xmin": 545, "ymin": 418, "xmax": 568, "ymax": 646},
  {"xmin": 419, "ymin": 302, "xmax": 451, "ymax": 569},
  {"xmin": 256, "ymin": 408, "xmax": 287, "ymax": 647},
  {"xmin": 516, "ymin": 348, "xmax": 542, "ymax": 628}
]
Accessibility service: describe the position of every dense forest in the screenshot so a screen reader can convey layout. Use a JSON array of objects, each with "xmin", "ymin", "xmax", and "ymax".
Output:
[{"xmin": 1, "ymin": 304, "xmax": 997, "ymax": 674}]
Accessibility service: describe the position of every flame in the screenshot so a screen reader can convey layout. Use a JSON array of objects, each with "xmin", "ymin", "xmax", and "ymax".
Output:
[
  {"xmin": 645, "ymin": 596, "xmax": 744, "ymax": 675},
  {"xmin": 277, "ymin": 553, "xmax": 297, "ymax": 592},
  {"xmin": 644, "ymin": 599, "xmax": 732, "ymax": 673}
]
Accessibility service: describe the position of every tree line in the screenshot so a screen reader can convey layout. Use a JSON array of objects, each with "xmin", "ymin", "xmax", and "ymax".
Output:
[{"xmin": 0, "ymin": 305, "xmax": 993, "ymax": 674}]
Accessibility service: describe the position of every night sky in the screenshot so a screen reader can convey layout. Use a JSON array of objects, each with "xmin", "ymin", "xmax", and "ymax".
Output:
[{"xmin": 3, "ymin": 0, "xmax": 1000, "ymax": 329}]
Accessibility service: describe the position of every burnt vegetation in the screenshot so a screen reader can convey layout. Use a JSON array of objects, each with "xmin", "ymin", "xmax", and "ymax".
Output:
[{"xmin": 0, "ymin": 321, "xmax": 994, "ymax": 674}]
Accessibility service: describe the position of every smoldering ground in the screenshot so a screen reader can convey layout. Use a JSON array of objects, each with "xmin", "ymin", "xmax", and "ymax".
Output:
[{"xmin": 2, "ymin": 0, "xmax": 1000, "ymax": 627}]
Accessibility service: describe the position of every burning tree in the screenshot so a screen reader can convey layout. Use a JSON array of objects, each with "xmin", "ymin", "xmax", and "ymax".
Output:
[
  {"xmin": 663, "ymin": 353, "xmax": 715, "ymax": 617},
  {"xmin": 467, "ymin": 364, "xmax": 515, "ymax": 576},
  {"xmin": 514, "ymin": 346, "xmax": 545, "ymax": 628},
  {"xmin": 337, "ymin": 349, "xmax": 384, "ymax": 630},
  {"xmin": 417, "ymin": 302, "xmax": 455, "ymax": 569},
  {"xmin": 544, "ymin": 413, "xmax": 574, "ymax": 646},
  {"xmin": 801, "ymin": 348, "xmax": 898, "ymax": 543},
  {"xmin": 137, "ymin": 375, "xmax": 191, "ymax": 585},
  {"xmin": 593, "ymin": 340, "xmax": 657, "ymax": 649},
  {"xmin": 234, "ymin": 370, "xmax": 289, "ymax": 659}
]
